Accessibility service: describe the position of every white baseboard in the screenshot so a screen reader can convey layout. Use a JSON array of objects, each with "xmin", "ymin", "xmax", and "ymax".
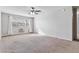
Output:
[{"xmin": 43, "ymin": 34, "xmax": 72, "ymax": 41}]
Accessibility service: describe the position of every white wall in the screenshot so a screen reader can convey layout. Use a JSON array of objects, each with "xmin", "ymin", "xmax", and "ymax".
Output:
[
  {"xmin": 77, "ymin": 8, "xmax": 79, "ymax": 33},
  {"xmin": 1, "ymin": 13, "xmax": 9, "ymax": 36},
  {"xmin": 0, "ymin": 11, "xmax": 1, "ymax": 39},
  {"xmin": 77, "ymin": 14, "xmax": 79, "ymax": 33},
  {"xmin": 35, "ymin": 6, "xmax": 72, "ymax": 41},
  {"xmin": 77, "ymin": 9, "xmax": 79, "ymax": 34}
]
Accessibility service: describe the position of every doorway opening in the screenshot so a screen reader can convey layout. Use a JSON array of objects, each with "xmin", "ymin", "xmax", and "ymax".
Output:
[{"xmin": 72, "ymin": 6, "xmax": 79, "ymax": 41}]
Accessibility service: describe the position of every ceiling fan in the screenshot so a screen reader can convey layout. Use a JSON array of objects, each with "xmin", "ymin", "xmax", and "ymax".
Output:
[{"xmin": 29, "ymin": 7, "xmax": 41, "ymax": 15}]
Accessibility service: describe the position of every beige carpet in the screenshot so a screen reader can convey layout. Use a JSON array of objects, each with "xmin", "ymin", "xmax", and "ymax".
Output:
[{"xmin": 0, "ymin": 34, "xmax": 79, "ymax": 53}]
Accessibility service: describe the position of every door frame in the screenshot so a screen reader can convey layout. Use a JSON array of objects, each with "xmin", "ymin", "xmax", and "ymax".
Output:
[{"xmin": 72, "ymin": 7, "xmax": 77, "ymax": 41}]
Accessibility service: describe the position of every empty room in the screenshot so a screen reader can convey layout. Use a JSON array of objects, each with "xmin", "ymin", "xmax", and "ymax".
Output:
[{"xmin": 0, "ymin": 6, "xmax": 79, "ymax": 53}]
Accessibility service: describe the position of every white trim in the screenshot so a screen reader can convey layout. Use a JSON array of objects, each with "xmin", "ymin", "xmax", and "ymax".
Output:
[{"xmin": 39, "ymin": 34, "xmax": 72, "ymax": 41}]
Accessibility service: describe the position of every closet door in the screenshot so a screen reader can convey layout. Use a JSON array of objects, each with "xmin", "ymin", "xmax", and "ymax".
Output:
[{"xmin": 1, "ymin": 13, "xmax": 9, "ymax": 36}]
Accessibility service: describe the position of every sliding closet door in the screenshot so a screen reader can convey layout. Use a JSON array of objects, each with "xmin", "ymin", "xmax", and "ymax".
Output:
[{"xmin": 1, "ymin": 13, "xmax": 9, "ymax": 36}]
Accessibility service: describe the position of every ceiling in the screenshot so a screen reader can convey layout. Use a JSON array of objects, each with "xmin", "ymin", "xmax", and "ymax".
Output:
[
  {"xmin": 3, "ymin": 6, "xmax": 42, "ymax": 15},
  {"xmin": 4, "ymin": 6, "xmax": 30, "ymax": 13}
]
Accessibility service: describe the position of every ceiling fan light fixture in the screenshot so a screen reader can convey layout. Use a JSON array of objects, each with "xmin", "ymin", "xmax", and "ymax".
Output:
[{"xmin": 28, "ymin": 7, "xmax": 42, "ymax": 15}]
